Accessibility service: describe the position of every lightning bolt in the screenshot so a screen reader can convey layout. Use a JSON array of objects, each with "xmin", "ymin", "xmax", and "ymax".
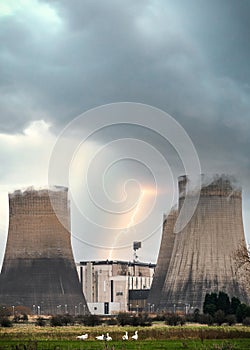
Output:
[{"xmin": 108, "ymin": 190, "xmax": 145, "ymax": 260}]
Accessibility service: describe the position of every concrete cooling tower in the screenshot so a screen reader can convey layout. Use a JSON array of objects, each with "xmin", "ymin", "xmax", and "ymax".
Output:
[
  {"xmin": 147, "ymin": 209, "xmax": 177, "ymax": 309},
  {"xmin": 0, "ymin": 187, "xmax": 88, "ymax": 315},
  {"xmin": 151, "ymin": 174, "xmax": 249, "ymax": 311}
]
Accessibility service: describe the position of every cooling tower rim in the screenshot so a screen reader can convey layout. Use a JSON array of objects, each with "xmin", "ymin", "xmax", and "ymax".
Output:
[
  {"xmin": 163, "ymin": 207, "xmax": 178, "ymax": 220},
  {"xmin": 178, "ymin": 173, "xmax": 241, "ymax": 189},
  {"xmin": 178, "ymin": 173, "xmax": 242, "ymax": 200},
  {"xmin": 9, "ymin": 185, "xmax": 68, "ymax": 198}
]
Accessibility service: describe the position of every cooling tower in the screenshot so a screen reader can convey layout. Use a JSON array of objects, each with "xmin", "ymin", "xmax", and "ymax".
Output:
[
  {"xmin": 158, "ymin": 175, "xmax": 249, "ymax": 311},
  {"xmin": 0, "ymin": 187, "xmax": 89, "ymax": 315},
  {"xmin": 147, "ymin": 209, "xmax": 177, "ymax": 309}
]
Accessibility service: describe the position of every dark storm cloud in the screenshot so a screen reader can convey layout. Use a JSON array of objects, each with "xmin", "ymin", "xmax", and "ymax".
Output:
[{"xmin": 0, "ymin": 0, "xmax": 250, "ymax": 183}]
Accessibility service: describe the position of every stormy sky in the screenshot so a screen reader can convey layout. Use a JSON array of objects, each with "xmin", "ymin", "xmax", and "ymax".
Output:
[{"xmin": 0, "ymin": 0, "xmax": 250, "ymax": 266}]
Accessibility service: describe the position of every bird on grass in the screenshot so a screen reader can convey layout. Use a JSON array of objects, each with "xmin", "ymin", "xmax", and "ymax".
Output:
[
  {"xmin": 96, "ymin": 334, "xmax": 105, "ymax": 340},
  {"xmin": 106, "ymin": 333, "xmax": 112, "ymax": 341},
  {"xmin": 76, "ymin": 334, "xmax": 88, "ymax": 340},
  {"xmin": 131, "ymin": 330, "xmax": 138, "ymax": 340},
  {"xmin": 122, "ymin": 331, "xmax": 128, "ymax": 340}
]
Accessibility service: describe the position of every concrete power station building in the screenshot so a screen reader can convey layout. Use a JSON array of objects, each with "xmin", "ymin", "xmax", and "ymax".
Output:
[
  {"xmin": 0, "ymin": 187, "xmax": 88, "ymax": 315},
  {"xmin": 148, "ymin": 174, "xmax": 250, "ymax": 312},
  {"xmin": 77, "ymin": 260, "xmax": 155, "ymax": 315}
]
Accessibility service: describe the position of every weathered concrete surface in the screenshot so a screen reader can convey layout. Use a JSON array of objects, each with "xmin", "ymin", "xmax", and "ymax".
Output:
[
  {"xmin": 147, "ymin": 209, "xmax": 177, "ymax": 309},
  {"xmin": 0, "ymin": 188, "xmax": 88, "ymax": 315},
  {"xmin": 156, "ymin": 175, "xmax": 250, "ymax": 311}
]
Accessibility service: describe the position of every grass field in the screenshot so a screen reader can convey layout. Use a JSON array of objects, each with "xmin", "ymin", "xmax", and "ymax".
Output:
[
  {"xmin": 0, "ymin": 339, "xmax": 250, "ymax": 350},
  {"xmin": 0, "ymin": 324, "xmax": 250, "ymax": 349}
]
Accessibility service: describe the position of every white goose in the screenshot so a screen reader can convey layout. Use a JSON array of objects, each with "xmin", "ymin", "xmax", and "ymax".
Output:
[
  {"xmin": 106, "ymin": 333, "xmax": 112, "ymax": 341},
  {"xmin": 76, "ymin": 333, "xmax": 88, "ymax": 340},
  {"xmin": 131, "ymin": 330, "xmax": 138, "ymax": 340},
  {"xmin": 122, "ymin": 331, "xmax": 128, "ymax": 340},
  {"xmin": 96, "ymin": 334, "xmax": 105, "ymax": 340}
]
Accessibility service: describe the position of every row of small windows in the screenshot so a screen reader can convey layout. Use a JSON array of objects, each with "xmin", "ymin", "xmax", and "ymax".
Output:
[{"xmin": 128, "ymin": 276, "xmax": 151, "ymax": 289}]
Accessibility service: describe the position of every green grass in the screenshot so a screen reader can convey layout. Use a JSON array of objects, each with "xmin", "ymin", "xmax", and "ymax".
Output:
[
  {"xmin": 0, "ymin": 339, "xmax": 250, "ymax": 350},
  {"xmin": 1, "ymin": 324, "xmax": 250, "ymax": 341},
  {"xmin": 0, "ymin": 325, "xmax": 250, "ymax": 349}
]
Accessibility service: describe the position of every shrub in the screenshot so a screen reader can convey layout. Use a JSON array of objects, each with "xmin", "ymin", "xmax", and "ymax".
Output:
[
  {"xmin": 35, "ymin": 317, "xmax": 46, "ymax": 327},
  {"xmin": 198, "ymin": 313, "xmax": 214, "ymax": 325},
  {"xmin": 78, "ymin": 314, "xmax": 101, "ymax": 326},
  {"xmin": 214, "ymin": 310, "xmax": 225, "ymax": 326},
  {"xmin": 165, "ymin": 313, "xmax": 185, "ymax": 326},
  {"xmin": 236, "ymin": 303, "xmax": 248, "ymax": 322},
  {"xmin": 22, "ymin": 313, "xmax": 28, "ymax": 322},
  {"xmin": 13, "ymin": 313, "xmax": 28, "ymax": 323},
  {"xmin": 153, "ymin": 312, "xmax": 166, "ymax": 321},
  {"xmin": 138, "ymin": 313, "xmax": 152, "ymax": 326},
  {"xmin": 117, "ymin": 312, "xmax": 152, "ymax": 326},
  {"xmin": 0, "ymin": 306, "xmax": 11, "ymax": 317},
  {"xmin": 50, "ymin": 315, "xmax": 64, "ymax": 327},
  {"xmin": 50, "ymin": 315, "xmax": 74, "ymax": 326},
  {"xmin": 105, "ymin": 317, "xmax": 118, "ymax": 325},
  {"xmin": 117, "ymin": 312, "xmax": 131, "ymax": 326},
  {"xmin": 13, "ymin": 315, "xmax": 21, "ymax": 323},
  {"xmin": 242, "ymin": 317, "xmax": 250, "ymax": 326},
  {"xmin": 61, "ymin": 314, "xmax": 74, "ymax": 325},
  {"xmin": 0, "ymin": 317, "xmax": 12, "ymax": 327},
  {"xmin": 225, "ymin": 314, "xmax": 236, "ymax": 326}
]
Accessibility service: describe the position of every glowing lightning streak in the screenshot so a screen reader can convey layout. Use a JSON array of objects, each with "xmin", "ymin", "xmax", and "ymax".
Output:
[
  {"xmin": 126, "ymin": 190, "xmax": 145, "ymax": 228},
  {"xmin": 108, "ymin": 190, "xmax": 145, "ymax": 260}
]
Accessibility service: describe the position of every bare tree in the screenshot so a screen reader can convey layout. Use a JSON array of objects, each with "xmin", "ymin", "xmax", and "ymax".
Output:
[
  {"xmin": 233, "ymin": 241, "xmax": 250, "ymax": 296},
  {"xmin": 234, "ymin": 241, "xmax": 250, "ymax": 272}
]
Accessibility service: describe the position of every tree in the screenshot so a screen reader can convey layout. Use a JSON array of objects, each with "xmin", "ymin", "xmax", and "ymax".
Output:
[
  {"xmin": 203, "ymin": 292, "xmax": 218, "ymax": 316},
  {"xmin": 233, "ymin": 242, "xmax": 250, "ymax": 295},
  {"xmin": 193, "ymin": 308, "xmax": 200, "ymax": 322},
  {"xmin": 231, "ymin": 297, "xmax": 241, "ymax": 314},
  {"xmin": 217, "ymin": 291, "xmax": 231, "ymax": 315},
  {"xmin": 236, "ymin": 303, "xmax": 250, "ymax": 322},
  {"xmin": 204, "ymin": 303, "xmax": 217, "ymax": 317}
]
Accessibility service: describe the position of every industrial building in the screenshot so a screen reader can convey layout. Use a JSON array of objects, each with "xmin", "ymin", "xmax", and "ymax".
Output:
[
  {"xmin": 148, "ymin": 174, "xmax": 250, "ymax": 312},
  {"xmin": 0, "ymin": 187, "xmax": 88, "ymax": 315},
  {"xmin": 77, "ymin": 260, "xmax": 155, "ymax": 314}
]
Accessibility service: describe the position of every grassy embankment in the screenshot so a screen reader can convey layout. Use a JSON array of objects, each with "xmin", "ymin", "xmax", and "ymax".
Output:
[{"xmin": 0, "ymin": 324, "xmax": 250, "ymax": 349}]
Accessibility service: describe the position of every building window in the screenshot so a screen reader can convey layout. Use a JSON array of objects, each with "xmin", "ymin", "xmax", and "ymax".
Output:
[{"xmin": 116, "ymin": 292, "xmax": 123, "ymax": 296}]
